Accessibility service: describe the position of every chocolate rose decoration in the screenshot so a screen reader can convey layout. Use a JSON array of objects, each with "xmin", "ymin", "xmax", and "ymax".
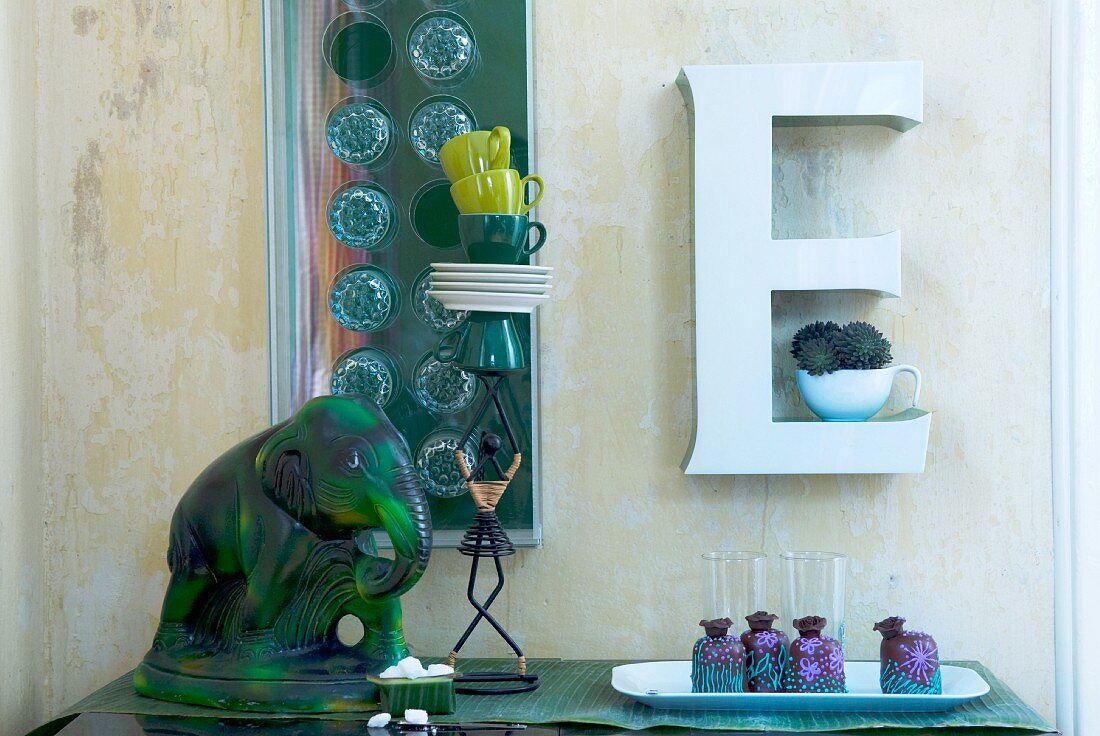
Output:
[
  {"xmin": 745, "ymin": 611, "xmax": 779, "ymax": 631},
  {"xmin": 699, "ymin": 617, "xmax": 734, "ymax": 637},
  {"xmin": 873, "ymin": 616, "xmax": 906, "ymax": 640},
  {"xmin": 793, "ymin": 615, "xmax": 828, "ymax": 637}
]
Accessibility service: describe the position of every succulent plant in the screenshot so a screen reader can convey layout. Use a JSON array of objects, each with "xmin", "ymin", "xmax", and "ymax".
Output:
[
  {"xmin": 833, "ymin": 321, "xmax": 892, "ymax": 370},
  {"xmin": 790, "ymin": 320, "xmax": 841, "ymax": 361},
  {"xmin": 796, "ymin": 337, "xmax": 841, "ymax": 376}
]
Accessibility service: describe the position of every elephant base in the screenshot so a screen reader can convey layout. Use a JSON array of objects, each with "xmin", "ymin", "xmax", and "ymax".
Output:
[{"xmin": 134, "ymin": 643, "xmax": 388, "ymax": 712}]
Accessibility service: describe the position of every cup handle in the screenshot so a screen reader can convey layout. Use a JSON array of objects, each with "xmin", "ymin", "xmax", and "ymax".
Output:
[
  {"xmin": 890, "ymin": 365, "xmax": 922, "ymax": 408},
  {"xmin": 488, "ymin": 126, "xmax": 511, "ymax": 170},
  {"xmin": 435, "ymin": 330, "xmax": 462, "ymax": 364},
  {"xmin": 518, "ymin": 174, "xmax": 545, "ymax": 215},
  {"xmin": 522, "ymin": 221, "xmax": 548, "ymax": 257}
]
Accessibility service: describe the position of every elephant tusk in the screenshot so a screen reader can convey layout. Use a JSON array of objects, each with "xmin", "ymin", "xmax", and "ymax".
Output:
[{"xmin": 375, "ymin": 504, "xmax": 415, "ymax": 559}]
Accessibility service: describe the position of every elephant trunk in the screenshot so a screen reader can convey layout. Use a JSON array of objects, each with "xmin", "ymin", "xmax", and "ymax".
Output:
[{"xmin": 358, "ymin": 464, "xmax": 432, "ymax": 599}]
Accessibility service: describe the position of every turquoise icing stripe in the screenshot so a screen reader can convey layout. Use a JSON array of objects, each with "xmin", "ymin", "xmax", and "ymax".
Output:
[
  {"xmin": 746, "ymin": 648, "xmax": 786, "ymax": 691},
  {"xmin": 691, "ymin": 640, "xmax": 744, "ymax": 693},
  {"xmin": 880, "ymin": 659, "xmax": 943, "ymax": 695}
]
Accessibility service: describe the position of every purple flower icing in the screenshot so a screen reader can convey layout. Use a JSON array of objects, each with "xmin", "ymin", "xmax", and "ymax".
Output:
[
  {"xmin": 800, "ymin": 637, "xmax": 823, "ymax": 654},
  {"xmin": 798, "ymin": 657, "xmax": 821, "ymax": 682},
  {"xmin": 757, "ymin": 630, "xmax": 779, "ymax": 649},
  {"xmin": 827, "ymin": 646, "xmax": 845, "ymax": 674},
  {"xmin": 901, "ymin": 640, "xmax": 938, "ymax": 681}
]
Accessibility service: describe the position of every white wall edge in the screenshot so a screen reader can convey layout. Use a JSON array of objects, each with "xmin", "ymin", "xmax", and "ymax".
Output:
[
  {"xmin": 1051, "ymin": 1, "xmax": 1099, "ymax": 734},
  {"xmin": 261, "ymin": 0, "xmax": 291, "ymax": 424}
]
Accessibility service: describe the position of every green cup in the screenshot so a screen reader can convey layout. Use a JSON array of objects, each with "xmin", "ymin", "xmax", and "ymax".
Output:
[
  {"xmin": 459, "ymin": 214, "xmax": 547, "ymax": 265},
  {"xmin": 434, "ymin": 313, "xmax": 526, "ymax": 373},
  {"xmin": 439, "ymin": 126, "xmax": 511, "ymax": 183},
  {"xmin": 449, "ymin": 169, "xmax": 544, "ymax": 215}
]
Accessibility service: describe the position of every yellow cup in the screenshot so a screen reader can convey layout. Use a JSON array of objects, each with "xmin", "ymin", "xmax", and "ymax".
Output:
[
  {"xmin": 449, "ymin": 169, "xmax": 545, "ymax": 215},
  {"xmin": 439, "ymin": 126, "xmax": 511, "ymax": 183}
]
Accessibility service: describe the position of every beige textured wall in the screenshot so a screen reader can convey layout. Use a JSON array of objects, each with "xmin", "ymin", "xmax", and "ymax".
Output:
[
  {"xmin": 11, "ymin": 0, "xmax": 1050, "ymax": 728},
  {"xmin": 33, "ymin": 0, "xmax": 269, "ymax": 721}
]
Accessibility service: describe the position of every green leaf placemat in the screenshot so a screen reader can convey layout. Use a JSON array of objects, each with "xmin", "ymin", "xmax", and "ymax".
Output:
[
  {"xmin": 440, "ymin": 660, "xmax": 1053, "ymax": 733},
  {"xmin": 32, "ymin": 659, "xmax": 1054, "ymax": 735}
]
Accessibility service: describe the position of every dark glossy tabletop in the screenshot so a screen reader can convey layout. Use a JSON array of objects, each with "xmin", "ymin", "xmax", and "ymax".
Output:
[
  {"xmin": 46, "ymin": 713, "xmax": 1059, "ymax": 736},
  {"xmin": 47, "ymin": 715, "xmax": 553, "ymax": 736}
]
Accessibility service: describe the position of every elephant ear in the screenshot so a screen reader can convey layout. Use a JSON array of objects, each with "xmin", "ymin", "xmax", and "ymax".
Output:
[{"xmin": 257, "ymin": 423, "xmax": 315, "ymax": 519}]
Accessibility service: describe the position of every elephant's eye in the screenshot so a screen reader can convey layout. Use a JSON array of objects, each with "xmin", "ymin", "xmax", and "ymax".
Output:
[{"xmin": 344, "ymin": 450, "xmax": 364, "ymax": 473}]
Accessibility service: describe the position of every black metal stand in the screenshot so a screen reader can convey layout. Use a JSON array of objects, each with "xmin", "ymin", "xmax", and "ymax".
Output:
[{"xmin": 447, "ymin": 372, "xmax": 539, "ymax": 695}]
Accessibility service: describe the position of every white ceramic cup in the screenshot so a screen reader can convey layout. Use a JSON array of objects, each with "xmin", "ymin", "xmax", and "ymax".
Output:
[{"xmin": 795, "ymin": 365, "xmax": 921, "ymax": 422}]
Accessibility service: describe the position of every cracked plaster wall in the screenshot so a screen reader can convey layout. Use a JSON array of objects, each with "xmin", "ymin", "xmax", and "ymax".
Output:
[
  {"xmin": 32, "ymin": 0, "xmax": 269, "ymax": 723},
  {"xmin": 12, "ymin": 0, "xmax": 1051, "ymax": 726}
]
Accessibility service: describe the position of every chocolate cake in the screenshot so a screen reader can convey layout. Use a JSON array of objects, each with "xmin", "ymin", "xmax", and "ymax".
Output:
[
  {"xmin": 740, "ymin": 611, "xmax": 789, "ymax": 693},
  {"xmin": 690, "ymin": 617, "xmax": 745, "ymax": 693},
  {"xmin": 781, "ymin": 615, "xmax": 846, "ymax": 693},
  {"xmin": 874, "ymin": 616, "xmax": 942, "ymax": 694}
]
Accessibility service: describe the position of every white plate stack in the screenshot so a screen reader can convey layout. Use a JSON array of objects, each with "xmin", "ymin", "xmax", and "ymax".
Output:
[{"xmin": 428, "ymin": 262, "xmax": 553, "ymax": 313}]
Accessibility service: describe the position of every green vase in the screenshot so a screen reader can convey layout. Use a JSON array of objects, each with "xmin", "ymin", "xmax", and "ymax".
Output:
[{"xmin": 435, "ymin": 312, "xmax": 526, "ymax": 373}]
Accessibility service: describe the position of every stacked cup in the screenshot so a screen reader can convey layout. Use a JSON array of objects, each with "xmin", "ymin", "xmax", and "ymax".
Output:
[{"xmin": 429, "ymin": 126, "xmax": 553, "ymax": 317}]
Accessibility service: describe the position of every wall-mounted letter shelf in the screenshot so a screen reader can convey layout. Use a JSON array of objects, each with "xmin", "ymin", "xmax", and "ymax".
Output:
[{"xmin": 677, "ymin": 61, "xmax": 930, "ymax": 475}]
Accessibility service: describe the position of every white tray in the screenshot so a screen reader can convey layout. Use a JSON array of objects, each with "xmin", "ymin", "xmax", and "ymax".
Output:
[{"xmin": 611, "ymin": 661, "xmax": 989, "ymax": 713}]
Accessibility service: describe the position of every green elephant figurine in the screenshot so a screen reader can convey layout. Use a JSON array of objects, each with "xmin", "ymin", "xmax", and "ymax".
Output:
[{"xmin": 133, "ymin": 395, "xmax": 432, "ymax": 712}]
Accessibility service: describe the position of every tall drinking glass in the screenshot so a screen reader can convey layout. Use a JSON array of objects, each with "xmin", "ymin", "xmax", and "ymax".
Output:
[
  {"xmin": 701, "ymin": 551, "xmax": 767, "ymax": 622},
  {"xmin": 781, "ymin": 551, "xmax": 847, "ymax": 645}
]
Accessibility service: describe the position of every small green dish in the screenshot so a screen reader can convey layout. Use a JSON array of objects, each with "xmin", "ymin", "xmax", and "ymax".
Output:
[{"xmin": 366, "ymin": 674, "xmax": 457, "ymax": 715}]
